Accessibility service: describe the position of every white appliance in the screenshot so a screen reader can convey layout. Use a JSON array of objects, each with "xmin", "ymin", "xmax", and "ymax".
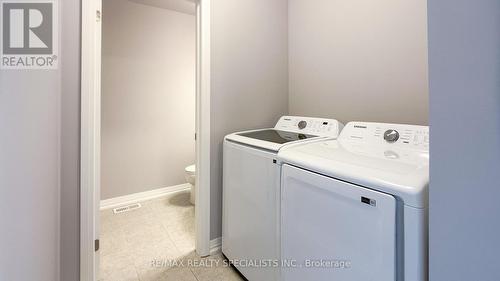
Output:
[
  {"xmin": 222, "ymin": 116, "xmax": 344, "ymax": 281},
  {"xmin": 278, "ymin": 122, "xmax": 429, "ymax": 281}
]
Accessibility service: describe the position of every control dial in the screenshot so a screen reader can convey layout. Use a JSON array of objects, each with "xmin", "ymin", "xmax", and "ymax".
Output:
[
  {"xmin": 383, "ymin": 129, "xmax": 400, "ymax": 143},
  {"xmin": 298, "ymin": 120, "xmax": 307, "ymax": 130}
]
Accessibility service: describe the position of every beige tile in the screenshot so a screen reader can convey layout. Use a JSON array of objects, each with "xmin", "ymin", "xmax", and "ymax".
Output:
[
  {"xmin": 124, "ymin": 223, "xmax": 170, "ymax": 245},
  {"xmin": 137, "ymin": 266, "xmax": 198, "ymax": 281},
  {"xmin": 161, "ymin": 208, "xmax": 194, "ymax": 226},
  {"xmin": 194, "ymin": 268, "xmax": 245, "ymax": 281},
  {"xmin": 162, "ymin": 209, "xmax": 194, "ymax": 232},
  {"xmin": 100, "ymin": 229, "xmax": 128, "ymax": 257},
  {"xmin": 100, "ymin": 192, "xmax": 202, "ymax": 281},
  {"xmin": 190, "ymin": 254, "xmax": 245, "ymax": 281},
  {"xmin": 101, "ymin": 251, "xmax": 134, "ymax": 271},
  {"xmin": 165, "ymin": 220, "xmax": 195, "ymax": 254},
  {"xmin": 113, "ymin": 205, "xmax": 160, "ymax": 229},
  {"xmin": 100, "ymin": 209, "xmax": 117, "ymax": 235},
  {"xmin": 132, "ymin": 241, "xmax": 182, "ymax": 271},
  {"xmin": 100, "ymin": 252, "xmax": 138, "ymax": 281},
  {"xmin": 169, "ymin": 233, "xmax": 195, "ymax": 254},
  {"xmin": 101, "ymin": 267, "xmax": 139, "ymax": 281}
]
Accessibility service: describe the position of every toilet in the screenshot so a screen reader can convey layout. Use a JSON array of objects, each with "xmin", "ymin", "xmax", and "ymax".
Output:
[{"xmin": 185, "ymin": 164, "xmax": 196, "ymax": 205}]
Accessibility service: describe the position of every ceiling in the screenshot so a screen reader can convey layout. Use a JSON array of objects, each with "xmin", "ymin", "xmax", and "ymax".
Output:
[{"xmin": 127, "ymin": 0, "xmax": 196, "ymax": 15}]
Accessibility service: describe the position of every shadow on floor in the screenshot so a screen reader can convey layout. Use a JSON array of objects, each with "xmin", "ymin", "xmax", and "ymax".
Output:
[{"xmin": 167, "ymin": 191, "xmax": 192, "ymax": 207}]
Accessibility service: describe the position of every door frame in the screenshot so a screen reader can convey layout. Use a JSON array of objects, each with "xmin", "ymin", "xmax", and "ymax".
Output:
[{"xmin": 80, "ymin": 0, "xmax": 212, "ymax": 280}]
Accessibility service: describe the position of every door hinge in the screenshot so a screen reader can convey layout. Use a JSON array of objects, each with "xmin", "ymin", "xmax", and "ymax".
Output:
[
  {"xmin": 95, "ymin": 239, "xmax": 100, "ymax": 252},
  {"xmin": 96, "ymin": 10, "xmax": 101, "ymax": 22}
]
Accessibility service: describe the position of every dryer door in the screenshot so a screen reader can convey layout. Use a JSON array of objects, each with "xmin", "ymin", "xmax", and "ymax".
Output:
[{"xmin": 281, "ymin": 164, "xmax": 397, "ymax": 281}]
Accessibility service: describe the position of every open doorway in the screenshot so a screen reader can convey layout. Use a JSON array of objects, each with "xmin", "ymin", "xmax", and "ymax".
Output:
[
  {"xmin": 99, "ymin": 0, "xmax": 196, "ymax": 279},
  {"xmin": 81, "ymin": 0, "xmax": 212, "ymax": 280}
]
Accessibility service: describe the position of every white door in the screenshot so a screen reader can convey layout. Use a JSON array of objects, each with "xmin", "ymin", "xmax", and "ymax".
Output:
[{"xmin": 281, "ymin": 164, "xmax": 396, "ymax": 281}]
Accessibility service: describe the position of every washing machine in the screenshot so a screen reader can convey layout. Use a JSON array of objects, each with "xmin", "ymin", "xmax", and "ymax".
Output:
[
  {"xmin": 278, "ymin": 122, "xmax": 429, "ymax": 281},
  {"xmin": 222, "ymin": 116, "xmax": 344, "ymax": 281}
]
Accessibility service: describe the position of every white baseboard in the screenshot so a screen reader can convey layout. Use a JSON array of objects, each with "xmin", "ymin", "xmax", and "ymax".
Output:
[
  {"xmin": 209, "ymin": 237, "xmax": 222, "ymax": 255},
  {"xmin": 100, "ymin": 183, "xmax": 191, "ymax": 210}
]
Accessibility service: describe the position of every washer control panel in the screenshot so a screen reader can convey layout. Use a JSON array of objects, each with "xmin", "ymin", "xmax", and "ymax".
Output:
[
  {"xmin": 275, "ymin": 116, "xmax": 344, "ymax": 137},
  {"xmin": 340, "ymin": 122, "xmax": 429, "ymax": 151}
]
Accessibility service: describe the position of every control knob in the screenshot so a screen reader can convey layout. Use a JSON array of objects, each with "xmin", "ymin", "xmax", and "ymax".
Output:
[
  {"xmin": 384, "ymin": 129, "xmax": 399, "ymax": 143},
  {"xmin": 298, "ymin": 120, "xmax": 307, "ymax": 130}
]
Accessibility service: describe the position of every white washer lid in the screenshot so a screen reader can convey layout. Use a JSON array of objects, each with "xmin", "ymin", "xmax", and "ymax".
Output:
[
  {"xmin": 224, "ymin": 116, "xmax": 344, "ymax": 152},
  {"xmin": 225, "ymin": 128, "xmax": 322, "ymax": 152},
  {"xmin": 278, "ymin": 122, "xmax": 429, "ymax": 208}
]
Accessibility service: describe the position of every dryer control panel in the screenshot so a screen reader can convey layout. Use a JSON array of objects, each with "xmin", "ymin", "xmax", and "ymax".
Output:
[
  {"xmin": 339, "ymin": 122, "xmax": 429, "ymax": 151},
  {"xmin": 275, "ymin": 116, "xmax": 344, "ymax": 137}
]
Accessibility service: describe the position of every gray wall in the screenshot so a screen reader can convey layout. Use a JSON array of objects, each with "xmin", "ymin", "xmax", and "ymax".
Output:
[
  {"xmin": 428, "ymin": 1, "xmax": 500, "ymax": 280},
  {"xmin": 101, "ymin": 0, "xmax": 196, "ymax": 200},
  {"xmin": 0, "ymin": 68, "xmax": 59, "ymax": 281},
  {"xmin": 210, "ymin": 0, "xmax": 289, "ymax": 238},
  {"xmin": 288, "ymin": 0, "xmax": 429, "ymax": 125},
  {"xmin": 60, "ymin": 0, "xmax": 81, "ymax": 280},
  {"xmin": 0, "ymin": 0, "xmax": 82, "ymax": 280}
]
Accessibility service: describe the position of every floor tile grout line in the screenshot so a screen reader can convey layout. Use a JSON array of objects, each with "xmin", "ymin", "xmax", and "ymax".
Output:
[{"xmin": 189, "ymin": 266, "xmax": 201, "ymax": 281}]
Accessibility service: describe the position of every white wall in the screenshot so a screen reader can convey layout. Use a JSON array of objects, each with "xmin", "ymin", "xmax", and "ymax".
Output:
[
  {"xmin": 101, "ymin": 0, "xmax": 196, "ymax": 199},
  {"xmin": 210, "ymin": 0, "xmax": 289, "ymax": 238},
  {"xmin": 288, "ymin": 0, "xmax": 429, "ymax": 125},
  {"xmin": 428, "ymin": 0, "xmax": 500, "ymax": 280}
]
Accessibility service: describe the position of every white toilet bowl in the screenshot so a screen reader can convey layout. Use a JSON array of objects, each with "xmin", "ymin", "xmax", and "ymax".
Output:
[{"xmin": 185, "ymin": 164, "xmax": 196, "ymax": 205}]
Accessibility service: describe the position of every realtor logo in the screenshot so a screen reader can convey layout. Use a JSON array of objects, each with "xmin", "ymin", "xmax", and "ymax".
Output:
[{"xmin": 1, "ymin": 0, "xmax": 58, "ymax": 69}]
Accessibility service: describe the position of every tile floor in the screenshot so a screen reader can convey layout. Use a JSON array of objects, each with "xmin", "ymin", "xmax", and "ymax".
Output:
[{"xmin": 99, "ymin": 190, "xmax": 245, "ymax": 281}]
